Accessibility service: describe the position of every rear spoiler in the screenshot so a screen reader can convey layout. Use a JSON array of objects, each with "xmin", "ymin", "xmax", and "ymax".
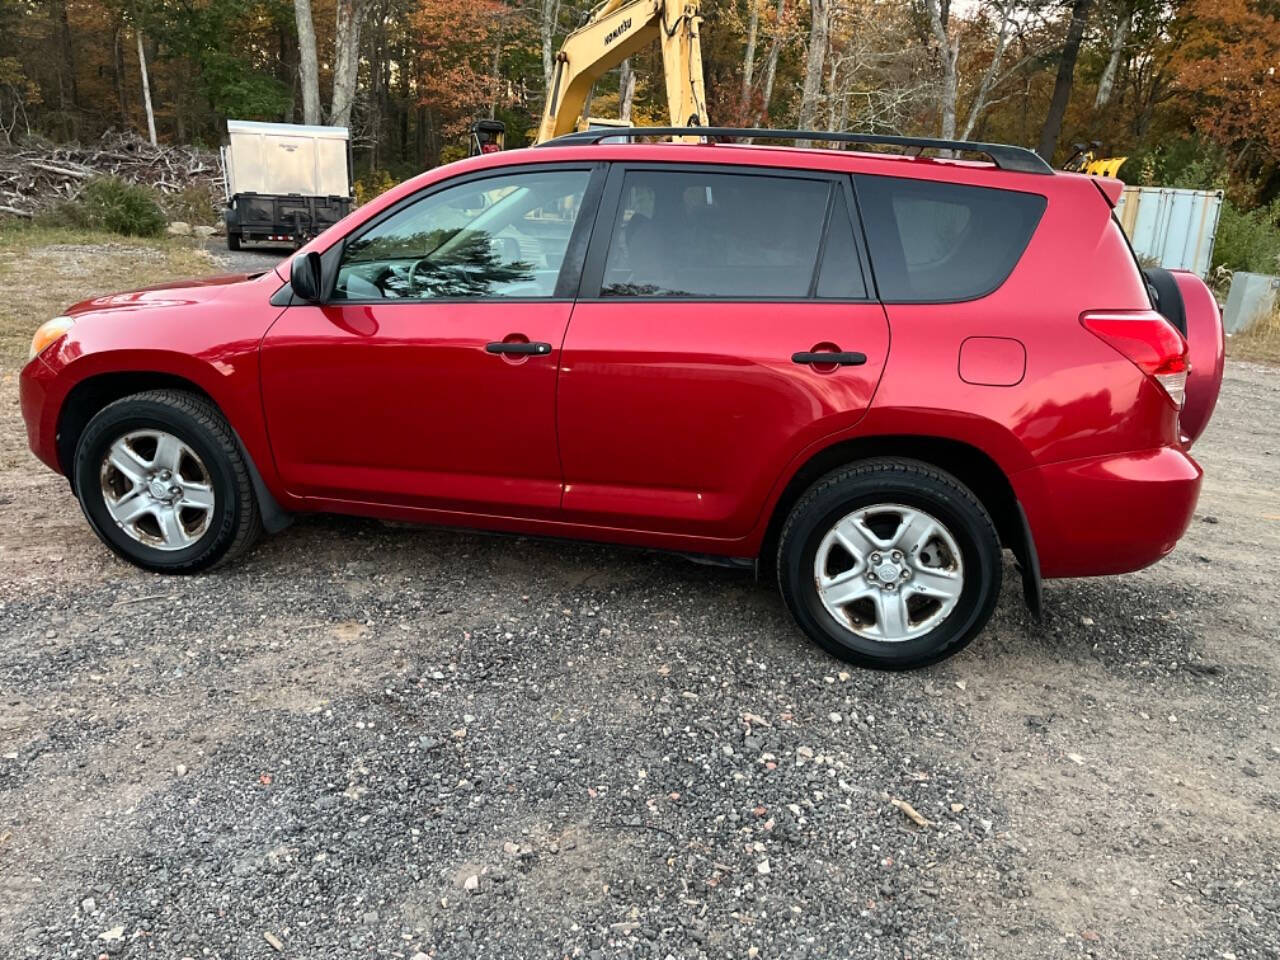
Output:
[{"xmin": 1090, "ymin": 176, "xmax": 1125, "ymax": 208}]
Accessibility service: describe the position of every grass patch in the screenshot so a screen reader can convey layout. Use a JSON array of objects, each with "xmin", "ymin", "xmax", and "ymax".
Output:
[
  {"xmin": 1229, "ymin": 307, "xmax": 1280, "ymax": 365},
  {"xmin": 0, "ymin": 225, "xmax": 215, "ymax": 369}
]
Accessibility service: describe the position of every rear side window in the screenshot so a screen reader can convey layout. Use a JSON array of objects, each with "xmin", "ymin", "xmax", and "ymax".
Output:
[
  {"xmin": 855, "ymin": 176, "xmax": 1046, "ymax": 302},
  {"xmin": 601, "ymin": 170, "xmax": 829, "ymax": 298}
]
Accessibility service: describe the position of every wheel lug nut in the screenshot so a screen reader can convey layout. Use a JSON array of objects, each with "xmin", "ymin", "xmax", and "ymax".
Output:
[
  {"xmin": 885, "ymin": 582, "xmax": 896, "ymax": 591},
  {"xmin": 870, "ymin": 553, "xmax": 881, "ymax": 563}
]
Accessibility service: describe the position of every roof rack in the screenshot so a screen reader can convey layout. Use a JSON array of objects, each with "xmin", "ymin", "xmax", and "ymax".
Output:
[{"xmin": 537, "ymin": 126, "xmax": 1054, "ymax": 176}]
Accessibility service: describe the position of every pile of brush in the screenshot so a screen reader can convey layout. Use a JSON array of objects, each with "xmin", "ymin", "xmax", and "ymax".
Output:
[{"xmin": 0, "ymin": 131, "xmax": 222, "ymax": 218}]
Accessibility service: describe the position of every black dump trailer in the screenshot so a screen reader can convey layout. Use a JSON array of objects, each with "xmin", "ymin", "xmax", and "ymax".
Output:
[{"xmin": 221, "ymin": 120, "xmax": 353, "ymax": 250}]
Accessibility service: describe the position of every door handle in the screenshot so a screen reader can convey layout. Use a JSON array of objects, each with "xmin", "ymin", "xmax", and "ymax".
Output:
[
  {"xmin": 792, "ymin": 351, "xmax": 867, "ymax": 366},
  {"xmin": 486, "ymin": 341, "xmax": 552, "ymax": 356}
]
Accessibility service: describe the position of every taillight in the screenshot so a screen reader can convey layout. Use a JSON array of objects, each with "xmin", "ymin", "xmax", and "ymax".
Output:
[{"xmin": 1081, "ymin": 311, "xmax": 1189, "ymax": 408}]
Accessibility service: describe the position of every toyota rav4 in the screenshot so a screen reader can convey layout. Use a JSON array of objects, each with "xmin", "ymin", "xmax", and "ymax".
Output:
[{"xmin": 19, "ymin": 127, "xmax": 1224, "ymax": 669}]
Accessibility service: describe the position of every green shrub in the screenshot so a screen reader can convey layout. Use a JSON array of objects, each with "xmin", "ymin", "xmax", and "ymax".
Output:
[
  {"xmin": 71, "ymin": 177, "xmax": 167, "ymax": 237},
  {"xmin": 1213, "ymin": 199, "xmax": 1280, "ymax": 276}
]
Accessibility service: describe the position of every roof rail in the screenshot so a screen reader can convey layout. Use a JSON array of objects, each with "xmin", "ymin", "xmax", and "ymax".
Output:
[{"xmin": 537, "ymin": 126, "xmax": 1054, "ymax": 176}]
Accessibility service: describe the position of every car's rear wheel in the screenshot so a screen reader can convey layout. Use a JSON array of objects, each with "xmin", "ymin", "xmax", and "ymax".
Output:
[
  {"xmin": 226, "ymin": 230, "xmax": 241, "ymax": 251},
  {"xmin": 777, "ymin": 459, "xmax": 1001, "ymax": 669},
  {"xmin": 73, "ymin": 390, "xmax": 261, "ymax": 572}
]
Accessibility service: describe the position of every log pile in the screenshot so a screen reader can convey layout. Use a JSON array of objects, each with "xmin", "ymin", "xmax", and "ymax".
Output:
[{"xmin": 0, "ymin": 131, "xmax": 223, "ymax": 218}]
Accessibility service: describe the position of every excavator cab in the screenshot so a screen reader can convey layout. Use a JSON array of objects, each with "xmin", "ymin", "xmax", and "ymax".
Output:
[
  {"xmin": 1064, "ymin": 140, "xmax": 1127, "ymax": 178},
  {"xmin": 470, "ymin": 120, "xmax": 506, "ymax": 157}
]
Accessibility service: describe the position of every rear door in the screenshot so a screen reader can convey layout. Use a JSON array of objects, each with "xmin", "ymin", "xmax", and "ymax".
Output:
[{"xmin": 556, "ymin": 164, "xmax": 890, "ymax": 540}]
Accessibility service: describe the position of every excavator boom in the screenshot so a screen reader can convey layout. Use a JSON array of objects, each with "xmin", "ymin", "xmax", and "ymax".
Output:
[{"xmin": 537, "ymin": 0, "xmax": 708, "ymax": 144}]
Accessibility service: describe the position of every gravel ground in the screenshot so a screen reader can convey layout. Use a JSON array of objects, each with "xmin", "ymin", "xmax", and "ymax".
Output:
[
  {"xmin": 200, "ymin": 239, "xmax": 289, "ymax": 275},
  {"xmin": 1, "ymin": 242, "xmax": 1277, "ymax": 959}
]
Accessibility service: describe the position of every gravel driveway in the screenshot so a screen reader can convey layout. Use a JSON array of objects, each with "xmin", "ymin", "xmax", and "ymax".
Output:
[{"xmin": 1, "ymin": 257, "xmax": 1277, "ymax": 958}]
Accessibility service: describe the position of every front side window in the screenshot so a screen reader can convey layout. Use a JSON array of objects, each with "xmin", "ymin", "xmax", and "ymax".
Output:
[
  {"xmin": 601, "ymin": 170, "xmax": 830, "ymax": 298},
  {"xmin": 855, "ymin": 175, "xmax": 1046, "ymax": 302},
  {"xmin": 334, "ymin": 169, "xmax": 590, "ymax": 300}
]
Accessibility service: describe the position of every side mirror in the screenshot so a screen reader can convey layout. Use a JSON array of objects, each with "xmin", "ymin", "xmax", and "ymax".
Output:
[{"xmin": 290, "ymin": 251, "xmax": 324, "ymax": 302}]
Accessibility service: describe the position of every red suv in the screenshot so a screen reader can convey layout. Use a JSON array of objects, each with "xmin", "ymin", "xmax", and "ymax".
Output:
[{"xmin": 19, "ymin": 127, "xmax": 1224, "ymax": 669}]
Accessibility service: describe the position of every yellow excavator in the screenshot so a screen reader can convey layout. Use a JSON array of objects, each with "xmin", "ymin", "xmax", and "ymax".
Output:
[{"xmin": 472, "ymin": 0, "xmax": 708, "ymax": 154}]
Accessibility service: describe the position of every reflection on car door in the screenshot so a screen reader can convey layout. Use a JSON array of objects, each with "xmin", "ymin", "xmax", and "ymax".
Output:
[
  {"xmin": 556, "ymin": 165, "xmax": 890, "ymax": 540},
  {"xmin": 260, "ymin": 165, "xmax": 600, "ymax": 518}
]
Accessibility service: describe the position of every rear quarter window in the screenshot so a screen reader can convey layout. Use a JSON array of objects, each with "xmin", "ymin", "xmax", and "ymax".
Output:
[{"xmin": 855, "ymin": 176, "xmax": 1046, "ymax": 302}]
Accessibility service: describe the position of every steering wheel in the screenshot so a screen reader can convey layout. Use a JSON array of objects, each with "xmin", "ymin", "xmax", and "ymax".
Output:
[{"xmin": 406, "ymin": 257, "xmax": 438, "ymax": 297}]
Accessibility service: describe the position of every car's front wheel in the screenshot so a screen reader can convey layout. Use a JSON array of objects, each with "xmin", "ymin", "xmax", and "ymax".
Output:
[
  {"xmin": 73, "ymin": 390, "xmax": 261, "ymax": 572},
  {"xmin": 777, "ymin": 459, "xmax": 1002, "ymax": 669}
]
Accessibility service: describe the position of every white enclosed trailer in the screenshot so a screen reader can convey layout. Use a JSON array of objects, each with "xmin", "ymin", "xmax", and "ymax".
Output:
[{"xmin": 220, "ymin": 120, "xmax": 353, "ymax": 250}]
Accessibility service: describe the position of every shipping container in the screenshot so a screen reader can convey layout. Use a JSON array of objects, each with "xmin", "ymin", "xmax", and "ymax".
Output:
[{"xmin": 1115, "ymin": 186, "xmax": 1223, "ymax": 280}]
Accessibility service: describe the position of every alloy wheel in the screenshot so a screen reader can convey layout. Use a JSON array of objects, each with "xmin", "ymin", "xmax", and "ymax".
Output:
[
  {"xmin": 813, "ymin": 503, "xmax": 964, "ymax": 642},
  {"xmin": 98, "ymin": 430, "xmax": 216, "ymax": 551}
]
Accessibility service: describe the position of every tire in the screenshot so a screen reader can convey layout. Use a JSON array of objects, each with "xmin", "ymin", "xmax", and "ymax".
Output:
[
  {"xmin": 1144, "ymin": 267, "xmax": 1187, "ymax": 336},
  {"xmin": 226, "ymin": 230, "xmax": 241, "ymax": 252},
  {"xmin": 73, "ymin": 390, "xmax": 261, "ymax": 573},
  {"xmin": 776, "ymin": 458, "xmax": 1002, "ymax": 670}
]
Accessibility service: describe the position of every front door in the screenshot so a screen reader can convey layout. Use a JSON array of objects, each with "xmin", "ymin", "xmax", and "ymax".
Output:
[
  {"xmin": 557, "ymin": 165, "xmax": 890, "ymax": 541},
  {"xmin": 261, "ymin": 165, "xmax": 598, "ymax": 518}
]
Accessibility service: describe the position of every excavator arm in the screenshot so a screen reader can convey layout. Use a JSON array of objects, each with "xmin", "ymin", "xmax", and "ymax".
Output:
[{"xmin": 537, "ymin": 0, "xmax": 708, "ymax": 144}]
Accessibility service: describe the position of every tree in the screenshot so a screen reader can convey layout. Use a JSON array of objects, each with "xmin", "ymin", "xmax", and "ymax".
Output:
[
  {"xmin": 411, "ymin": 0, "xmax": 506, "ymax": 158},
  {"xmin": 331, "ymin": 0, "xmax": 369, "ymax": 128},
  {"xmin": 135, "ymin": 26, "xmax": 156, "ymax": 144},
  {"xmin": 922, "ymin": 0, "xmax": 958, "ymax": 138},
  {"xmin": 1092, "ymin": 0, "xmax": 1132, "ymax": 110},
  {"xmin": 1036, "ymin": 0, "xmax": 1094, "ymax": 160},
  {"xmin": 797, "ymin": 0, "xmax": 829, "ymax": 140},
  {"xmin": 540, "ymin": 0, "xmax": 560, "ymax": 91},
  {"xmin": 294, "ymin": 0, "xmax": 321, "ymax": 123},
  {"xmin": 1174, "ymin": 0, "xmax": 1280, "ymax": 165}
]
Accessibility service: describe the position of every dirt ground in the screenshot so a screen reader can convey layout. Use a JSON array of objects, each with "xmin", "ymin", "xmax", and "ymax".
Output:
[{"xmin": 0, "ymin": 232, "xmax": 1277, "ymax": 959}]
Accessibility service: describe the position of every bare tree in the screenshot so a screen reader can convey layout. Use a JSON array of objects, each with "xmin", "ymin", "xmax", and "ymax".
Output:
[
  {"xmin": 294, "ymin": 0, "xmax": 322, "ymax": 124},
  {"xmin": 541, "ymin": 0, "xmax": 562, "ymax": 91},
  {"xmin": 135, "ymin": 28, "xmax": 156, "ymax": 145},
  {"xmin": 923, "ymin": 0, "xmax": 958, "ymax": 138},
  {"xmin": 620, "ymin": 58, "xmax": 636, "ymax": 121},
  {"xmin": 822, "ymin": 0, "xmax": 937, "ymax": 135},
  {"xmin": 1093, "ymin": 0, "xmax": 1132, "ymax": 109},
  {"xmin": 332, "ymin": 0, "xmax": 371, "ymax": 129},
  {"xmin": 959, "ymin": 0, "xmax": 1022, "ymax": 140},
  {"xmin": 760, "ymin": 0, "xmax": 788, "ymax": 122},
  {"xmin": 742, "ymin": 0, "xmax": 760, "ymax": 106},
  {"xmin": 797, "ymin": 0, "xmax": 830, "ymax": 142}
]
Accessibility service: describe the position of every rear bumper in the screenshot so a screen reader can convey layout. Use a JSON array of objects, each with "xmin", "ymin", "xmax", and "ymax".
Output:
[
  {"xmin": 1013, "ymin": 446, "xmax": 1202, "ymax": 578},
  {"xmin": 19, "ymin": 353, "xmax": 61, "ymax": 473}
]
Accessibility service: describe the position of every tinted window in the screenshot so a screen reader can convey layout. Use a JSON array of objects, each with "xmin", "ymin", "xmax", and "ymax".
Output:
[
  {"xmin": 855, "ymin": 176, "xmax": 1046, "ymax": 302},
  {"xmin": 816, "ymin": 188, "xmax": 866, "ymax": 299},
  {"xmin": 601, "ymin": 170, "xmax": 829, "ymax": 298},
  {"xmin": 334, "ymin": 169, "xmax": 589, "ymax": 300}
]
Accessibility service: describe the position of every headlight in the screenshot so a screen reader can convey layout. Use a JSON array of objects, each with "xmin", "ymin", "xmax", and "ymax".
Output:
[{"xmin": 29, "ymin": 316, "xmax": 74, "ymax": 360}]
